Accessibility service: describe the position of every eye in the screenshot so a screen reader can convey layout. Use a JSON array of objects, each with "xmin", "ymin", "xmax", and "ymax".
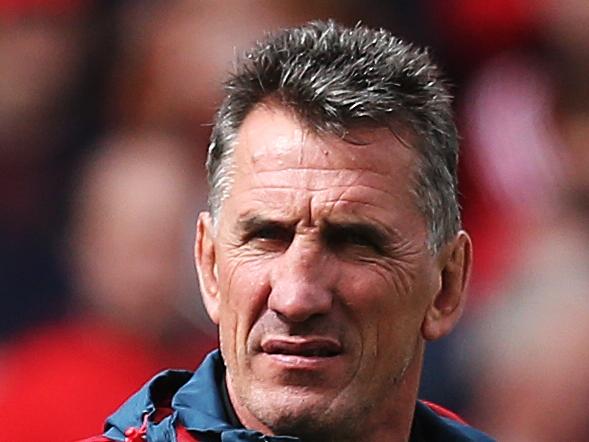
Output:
[
  {"xmin": 324, "ymin": 225, "xmax": 384, "ymax": 254},
  {"xmin": 251, "ymin": 226, "xmax": 292, "ymax": 242},
  {"xmin": 243, "ymin": 224, "xmax": 294, "ymax": 251}
]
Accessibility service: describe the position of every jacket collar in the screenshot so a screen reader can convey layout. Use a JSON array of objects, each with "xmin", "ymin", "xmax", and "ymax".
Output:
[
  {"xmin": 104, "ymin": 349, "xmax": 493, "ymax": 442},
  {"xmin": 173, "ymin": 351, "xmax": 298, "ymax": 441},
  {"xmin": 103, "ymin": 368, "xmax": 193, "ymax": 441},
  {"xmin": 104, "ymin": 350, "xmax": 297, "ymax": 442}
]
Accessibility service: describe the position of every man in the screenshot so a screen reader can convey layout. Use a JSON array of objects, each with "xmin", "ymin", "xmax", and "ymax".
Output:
[{"xmin": 86, "ymin": 21, "xmax": 493, "ymax": 442}]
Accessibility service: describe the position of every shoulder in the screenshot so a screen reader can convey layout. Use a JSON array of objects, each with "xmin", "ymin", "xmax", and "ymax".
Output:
[
  {"xmin": 75, "ymin": 369, "xmax": 196, "ymax": 442},
  {"xmin": 79, "ymin": 350, "xmax": 224, "ymax": 442},
  {"xmin": 414, "ymin": 400, "xmax": 495, "ymax": 442}
]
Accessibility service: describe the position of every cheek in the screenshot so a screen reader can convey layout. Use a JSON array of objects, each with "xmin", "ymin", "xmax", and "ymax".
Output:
[
  {"xmin": 340, "ymin": 265, "xmax": 425, "ymax": 348},
  {"xmin": 341, "ymin": 265, "xmax": 403, "ymax": 315},
  {"xmin": 217, "ymin": 254, "xmax": 272, "ymax": 348},
  {"xmin": 222, "ymin": 258, "xmax": 271, "ymax": 309},
  {"xmin": 339, "ymin": 269, "xmax": 397, "ymax": 351}
]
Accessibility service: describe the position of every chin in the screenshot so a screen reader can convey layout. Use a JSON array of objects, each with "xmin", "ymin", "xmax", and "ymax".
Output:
[{"xmin": 244, "ymin": 383, "xmax": 363, "ymax": 440}]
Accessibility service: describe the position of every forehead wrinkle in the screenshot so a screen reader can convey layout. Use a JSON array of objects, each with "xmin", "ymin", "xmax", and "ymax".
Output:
[
  {"xmin": 246, "ymin": 163, "xmax": 399, "ymax": 176},
  {"xmin": 321, "ymin": 181, "xmax": 396, "ymax": 222},
  {"xmin": 237, "ymin": 169, "xmax": 403, "ymax": 195},
  {"xmin": 246, "ymin": 164, "xmax": 397, "ymax": 178},
  {"xmin": 322, "ymin": 197, "xmax": 395, "ymax": 211},
  {"xmin": 237, "ymin": 188, "xmax": 402, "ymax": 212},
  {"xmin": 233, "ymin": 195, "xmax": 301, "ymax": 220},
  {"xmin": 239, "ymin": 183, "xmax": 397, "ymax": 194},
  {"xmin": 241, "ymin": 128, "xmax": 410, "ymax": 177},
  {"xmin": 234, "ymin": 184, "xmax": 412, "ymax": 217},
  {"xmin": 236, "ymin": 191, "xmax": 412, "ymax": 224},
  {"xmin": 248, "ymin": 163, "xmax": 385, "ymax": 172}
]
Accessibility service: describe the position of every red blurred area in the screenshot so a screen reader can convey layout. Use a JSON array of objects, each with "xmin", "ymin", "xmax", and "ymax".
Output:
[{"xmin": 0, "ymin": 320, "xmax": 214, "ymax": 442}]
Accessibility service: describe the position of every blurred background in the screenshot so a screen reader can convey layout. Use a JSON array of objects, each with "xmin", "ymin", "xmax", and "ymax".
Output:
[{"xmin": 1, "ymin": 0, "xmax": 588, "ymax": 440}]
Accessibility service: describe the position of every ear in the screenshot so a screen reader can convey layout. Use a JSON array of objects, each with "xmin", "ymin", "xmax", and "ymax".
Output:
[
  {"xmin": 195, "ymin": 211, "xmax": 221, "ymax": 325},
  {"xmin": 421, "ymin": 230, "xmax": 473, "ymax": 341}
]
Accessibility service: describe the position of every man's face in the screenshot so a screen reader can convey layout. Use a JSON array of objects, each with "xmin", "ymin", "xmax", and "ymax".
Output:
[{"xmin": 197, "ymin": 104, "xmax": 443, "ymax": 438}]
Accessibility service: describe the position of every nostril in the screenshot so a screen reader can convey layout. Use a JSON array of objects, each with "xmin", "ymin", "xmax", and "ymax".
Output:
[{"xmin": 267, "ymin": 282, "xmax": 334, "ymax": 323}]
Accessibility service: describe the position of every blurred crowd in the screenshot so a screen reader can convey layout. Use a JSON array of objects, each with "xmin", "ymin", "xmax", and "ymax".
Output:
[{"xmin": 0, "ymin": 0, "xmax": 588, "ymax": 440}]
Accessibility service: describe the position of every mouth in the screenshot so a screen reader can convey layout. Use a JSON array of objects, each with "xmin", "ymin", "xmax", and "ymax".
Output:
[{"xmin": 261, "ymin": 337, "xmax": 342, "ymax": 359}]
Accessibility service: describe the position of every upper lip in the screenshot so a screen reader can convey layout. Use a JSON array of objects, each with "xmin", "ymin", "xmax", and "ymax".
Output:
[{"xmin": 261, "ymin": 337, "xmax": 342, "ymax": 357}]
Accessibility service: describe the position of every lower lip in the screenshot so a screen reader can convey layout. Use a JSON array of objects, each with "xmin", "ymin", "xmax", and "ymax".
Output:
[{"xmin": 264, "ymin": 353, "xmax": 342, "ymax": 369}]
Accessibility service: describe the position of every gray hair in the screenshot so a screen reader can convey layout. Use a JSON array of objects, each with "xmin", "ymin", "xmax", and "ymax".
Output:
[{"xmin": 207, "ymin": 20, "xmax": 460, "ymax": 251}]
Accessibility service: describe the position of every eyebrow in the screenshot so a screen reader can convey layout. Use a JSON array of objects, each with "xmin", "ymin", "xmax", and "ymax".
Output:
[
  {"xmin": 236, "ymin": 215, "xmax": 295, "ymax": 234},
  {"xmin": 322, "ymin": 221, "xmax": 394, "ymax": 253},
  {"xmin": 324, "ymin": 221, "xmax": 389, "ymax": 243},
  {"xmin": 237, "ymin": 216, "xmax": 396, "ymax": 247}
]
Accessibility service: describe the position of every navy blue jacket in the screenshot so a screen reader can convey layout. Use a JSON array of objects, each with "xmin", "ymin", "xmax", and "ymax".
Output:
[{"xmin": 101, "ymin": 350, "xmax": 494, "ymax": 442}]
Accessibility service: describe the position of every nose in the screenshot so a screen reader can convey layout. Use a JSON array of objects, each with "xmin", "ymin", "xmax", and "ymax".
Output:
[{"xmin": 268, "ymin": 236, "xmax": 334, "ymax": 322}]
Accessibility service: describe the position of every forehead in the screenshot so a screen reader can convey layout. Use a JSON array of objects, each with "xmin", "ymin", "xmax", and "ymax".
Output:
[
  {"xmin": 220, "ymin": 104, "xmax": 423, "ymax": 229},
  {"xmin": 232, "ymin": 104, "xmax": 417, "ymax": 181}
]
